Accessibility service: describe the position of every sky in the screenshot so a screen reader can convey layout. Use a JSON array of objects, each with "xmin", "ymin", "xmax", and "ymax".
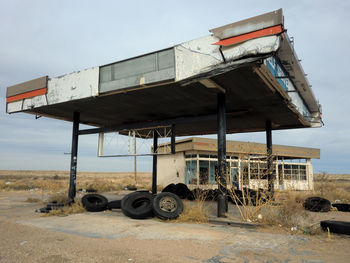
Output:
[{"xmin": 0, "ymin": 0, "xmax": 349, "ymax": 174}]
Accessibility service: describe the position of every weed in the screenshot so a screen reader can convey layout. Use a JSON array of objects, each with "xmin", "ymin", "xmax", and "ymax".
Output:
[
  {"xmin": 176, "ymin": 192, "xmax": 209, "ymax": 223},
  {"xmin": 48, "ymin": 192, "xmax": 70, "ymax": 204},
  {"xmin": 41, "ymin": 199, "xmax": 85, "ymax": 217}
]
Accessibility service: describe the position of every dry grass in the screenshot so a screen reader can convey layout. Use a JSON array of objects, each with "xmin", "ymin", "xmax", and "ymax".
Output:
[
  {"xmin": 314, "ymin": 173, "xmax": 350, "ymax": 202},
  {"xmin": 48, "ymin": 192, "xmax": 70, "ymax": 204},
  {"xmin": 227, "ymin": 188, "xmax": 272, "ymax": 223},
  {"xmin": 0, "ymin": 178, "xmax": 66, "ymax": 192},
  {"xmin": 261, "ymin": 193, "xmax": 309, "ymax": 229},
  {"xmin": 41, "ymin": 199, "xmax": 86, "ymax": 217},
  {"xmin": 25, "ymin": 197, "xmax": 43, "ymax": 203},
  {"xmin": 0, "ymin": 170, "xmax": 152, "ymax": 194},
  {"xmin": 176, "ymin": 193, "xmax": 209, "ymax": 223}
]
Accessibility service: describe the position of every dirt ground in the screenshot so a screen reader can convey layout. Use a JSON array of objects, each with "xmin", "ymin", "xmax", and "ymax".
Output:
[{"xmin": 0, "ymin": 191, "xmax": 350, "ymax": 263}]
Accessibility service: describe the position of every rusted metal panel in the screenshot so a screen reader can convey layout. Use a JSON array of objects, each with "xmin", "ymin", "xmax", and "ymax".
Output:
[
  {"xmin": 7, "ymin": 67, "xmax": 99, "ymax": 114},
  {"xmin": 6, "ymin": 76, "xmax": 47, "ymax": 97},
  {"xmin": 47, "ymin": 67, "xmax": 99, "ymax": 104},
  {"xmin": 174, "ymin": 35, "xmax": 222, "ymax": 81},
  {"xmin": 209, "ymin": 9, "xmax": 283, "ymax": 40}
]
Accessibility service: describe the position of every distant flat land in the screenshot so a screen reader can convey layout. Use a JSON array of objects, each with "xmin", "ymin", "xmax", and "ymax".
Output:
[{"xmin": 0, "ymin": 170, "xmax": 151, "ymax": 179}]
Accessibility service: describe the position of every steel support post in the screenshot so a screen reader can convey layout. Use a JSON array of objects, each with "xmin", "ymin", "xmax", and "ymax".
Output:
[
  {"xmin": 171, "ymin": 124, "xmax": 176, "ymax": 154},
  {"xmin": 266, "ymin": 120, "xmax": 274, "ymax": 197},
  {"xmin": 152, "ymin": 130, "xmax": 158, "ymax": 195},
  {"xmin": 68, "ymin": 112, "xmax": 80, "ymax": 201},
  {"xmin": 217, "ymin": 93, "xmax": 228, "ymax": 217}
]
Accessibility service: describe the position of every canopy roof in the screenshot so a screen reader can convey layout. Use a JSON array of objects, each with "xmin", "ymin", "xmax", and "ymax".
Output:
[{"xmin": 6, "ymin": 9, "xmax": 322, "ymax": 136}]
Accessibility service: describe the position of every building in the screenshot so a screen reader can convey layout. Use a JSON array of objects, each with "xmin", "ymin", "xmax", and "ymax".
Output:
[{"xmin": 157, "ymin": 137, "xmax": 320, "ymax": 191}]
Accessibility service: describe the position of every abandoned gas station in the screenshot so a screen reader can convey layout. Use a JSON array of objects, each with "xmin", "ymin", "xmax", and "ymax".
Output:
[
  {"xmin": 5, "ymin": 9, "xmax": 322, "ymax": 217},
  {"xmin": 156, "ymin": 137, "xmax": 320, "ymax": 191}
]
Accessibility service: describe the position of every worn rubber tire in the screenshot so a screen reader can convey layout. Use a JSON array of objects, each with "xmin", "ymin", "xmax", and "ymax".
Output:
[
  {"xmin": 320, "ymin": 220, "xmax": 350, "ymax": 235},
  {"xmin": 332, "ymin": 203, "xmax": 350, "ymax": 212},
  {"xmin": 162, "ymin": 183, "xmax": 176, "ymax": 194},
  {"xmin": 153, "ymin": 192, "xmax": 184, "ymax": 220},
  {"xmin": 304, "ymin": 197, "xmax": 331, "ymax": 212},
  {"xmin": 46, "ymin": 202, "xmax": 65, "ymax": 210},
  {"xmin": 81, "ymin": 194, "xmax": 108, "ymax": 212},
  {"xmin": 107, "ymin": 200, "xmax": 122, "ymax": 210},
  {"xmin": 174, "ymin": 183, "xmax": 190, "ymax": 199},
  {"xmin": 86, "ymin": 188, "xmax": 97, "ymax": 193},
  {"xmin": 121, "ymin": 192, "xmax": 153, "ymax": 219}
]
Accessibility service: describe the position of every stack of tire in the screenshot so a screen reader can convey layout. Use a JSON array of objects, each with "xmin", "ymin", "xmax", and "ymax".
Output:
[
  {"xmin": 162, "ymin": 183, "xmax": 218, "ymax": 201},
  {"xmin": 162, "ymin": 183, "xmax": 267, "ymax": 206},
  {"xmin": 81, "ymin": 192, "xmax": 183, "ymax": 220}
]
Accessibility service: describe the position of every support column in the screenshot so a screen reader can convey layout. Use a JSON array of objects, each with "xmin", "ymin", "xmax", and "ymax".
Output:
[
  {"xmin": 68, "ymin": 112, "xmax": 80, "ymax": 201},
  {"xmin": 266, "ymin": 120, "xmax": 274, "ymax": 197},
  {"xmin": 133, "ymin": 131, "xmax": 137, "ymax": 186},
  {"xmin": 217, "ymin": 93, "xmax": 227, "ymax": 217},
  {"xmin": 171, "ymin": 124, "xmax": 176, "ymax": 154},
  {"xmin": 152, "ymin": 130, "xmax": 158, "ymax": 195}
]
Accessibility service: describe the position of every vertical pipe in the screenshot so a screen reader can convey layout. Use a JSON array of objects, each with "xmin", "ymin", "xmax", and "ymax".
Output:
[
  {"xmin": 266, "ymin": 120, "xmax": 274, "ymax": 197},
  {"xmin": 133, "ymin": 131, "xmax": 137, "ymax": 186},
  {"xmin": 171, "ymin": 124, "xmax": 176, "ymax": 154},
  {"xmin": 68, "ymin": 112, "xmax": 80, "ymax": 201},
  {"xmin": 152, "ymin": 130, "xmax": 158, "ymax": 195},
  {"xmin": 217, "ymin": 93, "xmax": 227, "ymax": 217},
  {"xmin": 196, "ymin": 154, "xmax": 199, "ymax": 187}
]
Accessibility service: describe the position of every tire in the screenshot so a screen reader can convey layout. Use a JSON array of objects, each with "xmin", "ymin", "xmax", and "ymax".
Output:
[
  {"xmin": 82, "ymin": 194, "xmax": 108, "ymax": 212},
  {"xmin": 174, "ymin": 183, "xmax": 190, "ymax": 199},
  {"xmin": 162, "ymin": 183, "xmax": 176, "ymax": 194},
  {"xmin": 107, "ymin": 200, "xmax": 122, "ymax": 210},
  {"xmin": 332, "ymin": 203, "xmax": 350, "ymax": 212},
  {"xmin": 320, "ymin": 220, "xmax": 350, "ymax": 235},
  {"xmin": 153, "ymin": 192, "xmax": 184, "ymax": 220},
  {"xmin": 304, "ymin": 197, "xmax": 331, "ymax": 212},
  {"xmin": 121, "ymin": 192, "xmax": 153, "ymax": 219},
  {"xmin": 46, "ymin": 202, "xmax": 65, "ymax": 210}
]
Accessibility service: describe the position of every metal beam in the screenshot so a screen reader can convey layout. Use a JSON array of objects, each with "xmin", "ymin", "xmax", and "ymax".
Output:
[
  {"xmin": 78, "ymin": 114, "xmax": 217, "ymax": 135},
  {"xmin": 266, "ymin": 120, "xmax": 274, "ymax": 196},
  {"xmin": 217, "ymin": 93, "xmax": 228, "ymax": 217},
  {"xmin": 68, "ymin": 112, "xmax": 80, "ymax": 201},
  {"xmin": 152, "ymin": 130, "xmax": 158, "ymax": 194}
]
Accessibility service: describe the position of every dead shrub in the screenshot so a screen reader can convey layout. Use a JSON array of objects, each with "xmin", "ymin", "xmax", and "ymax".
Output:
[
  {"xmin": 48, "ymin": 192, "xmax": 70, "ymax": 204},
  {"xmin": 41, "ymin": 199, "xmax": 85, "ymax": 217},
  {"xmin": 176, "ymin": 192, "xmax": 209, "ymax": 223},
  {"xmin": 261, "ymin": 194, "xmax": 309, "ymax": 229},
  {"xmin": 227, "ymin": 187, "xmax": 271, "ymax": 223}
]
